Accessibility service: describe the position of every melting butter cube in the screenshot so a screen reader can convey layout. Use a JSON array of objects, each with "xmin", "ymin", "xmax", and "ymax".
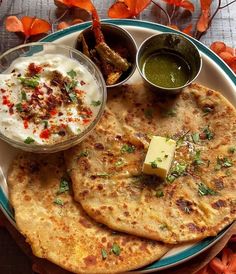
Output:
[{"xmin": 142, "ymin": 136, "xmax": 176, "ymax": 179}]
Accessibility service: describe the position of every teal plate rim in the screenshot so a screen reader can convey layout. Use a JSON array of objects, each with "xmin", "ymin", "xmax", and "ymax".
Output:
[{"xmin": 0, "ymin": 19, "xmax": 235, "ymax": 272}]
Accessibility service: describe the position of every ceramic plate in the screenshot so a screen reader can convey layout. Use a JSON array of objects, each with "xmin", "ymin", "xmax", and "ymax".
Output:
[{"xmin": 0, "ymin": 19, "xmax": 235, "ymax": 272}]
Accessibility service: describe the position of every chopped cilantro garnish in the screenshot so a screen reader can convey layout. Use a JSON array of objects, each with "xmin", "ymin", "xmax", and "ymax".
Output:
[
  {"xmin": 78, "ymin": 151, "xmax": 88, "ymax": 158},
  {"xmin": 166, "ymin": 174, "xmax": 176, "ymax": 183},
  {"xmin": 57, "ymin": 178, "xmax": 70, "ymax": 194},
  {"xmin": 215, "ymin": 157, "xmax": 233, "ymax": 170},
  {"xmin": 91, "ymin": 100, "xmax": 101, "ymax": 107},
  {"xmin": 68, "ymin": 92, "xmax": 77, "ymax": 103},
  {"xmin": 162, "ymin": 108, "xmax": 177, "ymax": 117},
  {"xmin": 203, "ymin": 125, "xmax": 214, "ymax": 140},
  {"xmin": 121, "ymin": 144, "xmax": 135, "ymax": 154},
  {"xmin": 176, "ymin": 131, "xmax": 190, "ymax": 147},
  {"xmin": 115, "ymin": 159, "xmax": 125, "ymax": 167},
  {"xmin": 67, "ymin": 69, "xmax": 77, "ymax": 79},
  {"xmin": 193, "ymin": 150, "xmax": 204, "ymax": 165},
  {"xmin": 184, "ymin": 206, "xmax": 190, "ymax": 214},
  {"xmin": 42, "ymin": 120, "xmax": 48, "ymax": 129},
  {"xmin": 77, "ymin": 128, "xmax": 81, "ymax": 133},
  {"xmin": 160, "ymin": 224, "xmax": 167, "ymax": 230},
  {"xmin": 156, "ymin": 190, "xmax": 164, "ymax": 197},
  {"xmin": 203, "ymin": 107, "xmax": 213, "ymax": 115},
  {"xmin": 15, "ymin": 103, "xmax": 23, "ymax": 112},
  {"xmin": 167, "ymin": 162, "xmax": 187, "ymax": 183},
  {"xmin": 54, "ymin": 198, "xmax": 64, "ymax": 206},
  {"xmin": 144, "ymin": 108, "xmax": 153, "ymax": 119},
  {"xmin": 96, "ymin": 173, "xmax": 110, "ymax": 178},
  {"xmin": 111, "ymin": 243, "xmax": 121, "ymax": 256},
  {"xmin": 24, "ymin": 137, "xmax": 35, "ymax": 144},
  {"xmin": 198, "ymin": 183, "xmax": 217, "ymax": 196},
  {"xmin": 21, "ymin": 91, "xmax": 27, "ymax": 101},
  {"xmin": 165, "ymin": 135, "xmax": 171, "ymax": 142},
  {"xmin": 101, "ymin": 248, "xmax": 107, "ymax": 259},
  {"xmin": 19, "ymin": 76, "xmax": 39, "ymax": 88},
  {"xmin": 192, "ymin": 133, "xmax": 199, "ymax": 144},
  {"xmin": 228, "ymin": 147, "xmax": 236, "ymax": 154},
  {"xmin": 147, "ymin": 132, "xmax": 154, "ymax": 139},
  {"xmin": 64, "ymin": 80, "xmax": 78, "ymax": 103},
  {"xmin": 150, "ymin": 160, "xmax": 158, "ymax": 168},
  {"xmin": 225, "ymin": 169, "xmax": 232, "ymax": 176}
]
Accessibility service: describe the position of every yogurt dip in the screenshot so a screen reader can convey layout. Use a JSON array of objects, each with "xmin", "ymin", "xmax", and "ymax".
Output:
[{"xmin": 0, "ymin": 54, "xmax": 102, "ymax": 145}]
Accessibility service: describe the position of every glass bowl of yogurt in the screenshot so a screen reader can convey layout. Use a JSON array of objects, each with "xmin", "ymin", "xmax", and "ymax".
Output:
[{"xmin": 0, "ymin": 42, "xmax": 107, "ymax": 152}]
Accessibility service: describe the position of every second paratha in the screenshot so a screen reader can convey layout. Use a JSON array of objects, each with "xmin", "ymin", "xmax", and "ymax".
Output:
[{"xmin": 65, "ymin": 83, "xmax": 236, "ymax": 244}]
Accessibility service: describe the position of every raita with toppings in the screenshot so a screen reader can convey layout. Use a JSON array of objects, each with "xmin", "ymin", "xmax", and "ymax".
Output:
[{"xmin": 0, "ymin": 54, "xmax": 102, "ymax": 145}]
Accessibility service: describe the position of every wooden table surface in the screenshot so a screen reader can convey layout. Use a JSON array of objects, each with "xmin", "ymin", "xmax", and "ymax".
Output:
[{"xmin": 0, "ymin": 0, "xmax": 235, "ymax": 273}]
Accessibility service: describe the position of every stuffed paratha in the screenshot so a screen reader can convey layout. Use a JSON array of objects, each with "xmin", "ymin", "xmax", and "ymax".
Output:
[
  {"xmin": 7, "ymin": 153, "xmax": 170, "ymax": 274},
  {"xmin": 65, "ymin": 83, "xmax": 236, "ymax": 244}
]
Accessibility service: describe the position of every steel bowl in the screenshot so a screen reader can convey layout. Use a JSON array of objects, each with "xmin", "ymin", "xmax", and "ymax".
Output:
[{"xmin": 136, "ymin": 32, "xmax": 202, "ymax": 94}]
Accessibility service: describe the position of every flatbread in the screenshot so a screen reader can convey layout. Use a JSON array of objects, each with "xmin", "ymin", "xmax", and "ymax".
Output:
[
  {"xmin": 7, "ymin": 153, "xmax": 170, "ymax": 274},
  {"xmin": 65, "ymin": 83, "xmax": 236, "ymax": 244}
]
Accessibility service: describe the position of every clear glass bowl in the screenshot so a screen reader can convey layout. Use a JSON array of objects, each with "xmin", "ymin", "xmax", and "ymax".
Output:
[{"xmin": 0, "ymin": 42, "xmax": 107, "ymax": 153}]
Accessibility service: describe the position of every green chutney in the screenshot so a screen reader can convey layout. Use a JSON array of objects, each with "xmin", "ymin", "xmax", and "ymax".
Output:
[{"xmin": 142, "ymin": 51, "xmax": 191, "ymax": 88}]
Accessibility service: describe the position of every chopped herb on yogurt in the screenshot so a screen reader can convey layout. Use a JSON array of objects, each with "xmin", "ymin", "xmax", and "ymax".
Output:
[
  {"xmin": 67, "ymin": 69, "xmax": 77, "ymax": 79},
  {"xmin": 15, "ymin": 103, "xmax": 23, "ymax": 112},
  {"xmin": 21, "ymin": 91, "xmax": 27, "ymax": 101},
  {"xmin": 91, "ymin": 100, "xmax": 101, "ymax": 106},
  {"xmin": 24, "ymin": 137, "xmax": 35, "ymax": 144}
]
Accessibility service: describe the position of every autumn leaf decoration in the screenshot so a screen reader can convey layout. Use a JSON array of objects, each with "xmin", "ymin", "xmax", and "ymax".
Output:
[
  {"xmin": 54, "ymin": 0, "xmax": 94, "ymax": 11},
  {"xmin": 108, "ymin": 0, "xmax": 152, "ymax": 18},
  {"xmin": 197, "ymin": 246, "xmax": 236, "ymax": 274},
  {"xmin": 163, "ymin": 0, "xmax": 194, "ymax": 12},
  {"xmin": 54, "ymin": 0, "xmax": 95, "ymax": 29},
  {"xmin": 108, "ymin": 0, "xmax": 194, "ymax": 19},
  {"xmin": 5, "ymin": 16, "xmax": 51, "ymax": 42},
  {"xmin": 196, "ymin": 0, "xmax": 212, "ymax": 33},
  {"xmin": 210, "ymin": 41, "xmax": 236, "ymax": 73}
]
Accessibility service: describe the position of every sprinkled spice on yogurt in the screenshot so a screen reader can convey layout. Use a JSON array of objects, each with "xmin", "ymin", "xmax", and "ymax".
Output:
[{"xmin": 0, "ymin": 54, "xmax": 102, "ymax": 145}]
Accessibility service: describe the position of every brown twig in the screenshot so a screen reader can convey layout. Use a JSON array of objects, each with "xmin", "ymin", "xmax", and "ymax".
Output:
[
  {"xmin": 219, "ymin": 0, "xmax": 236, "ymax": 9},
  {"xmin": 52, "ymin": 9, "xmax": 69, "ymax": 24},
  {"xmin": 197, "ymin": 0, "xmax": 236, "ymax": 40},
  {"xmin": 151, "ymin": 0, "xmax": 171, "ymax": 25},
  {"xmin": 170, "ymin": 5, "xmax": 176, "ymax": 21}
]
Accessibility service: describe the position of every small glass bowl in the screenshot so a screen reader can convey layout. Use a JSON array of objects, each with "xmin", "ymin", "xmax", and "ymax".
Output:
[
  {"xmin": 0, "ymin": 42, "xmax": 107, "ymax": 153},
  {"xmin": 75, "ymin": 23, "xmax": 137, "ymax": 88},
  {"xmin": 136, "ymin": 33, "xmax": 202, "ymax": 94}
]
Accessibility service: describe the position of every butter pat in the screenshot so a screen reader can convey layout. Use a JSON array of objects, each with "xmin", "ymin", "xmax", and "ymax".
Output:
[{"xmin": 142, "ymin": 136, "xmax": 176, "ymax": 179}]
